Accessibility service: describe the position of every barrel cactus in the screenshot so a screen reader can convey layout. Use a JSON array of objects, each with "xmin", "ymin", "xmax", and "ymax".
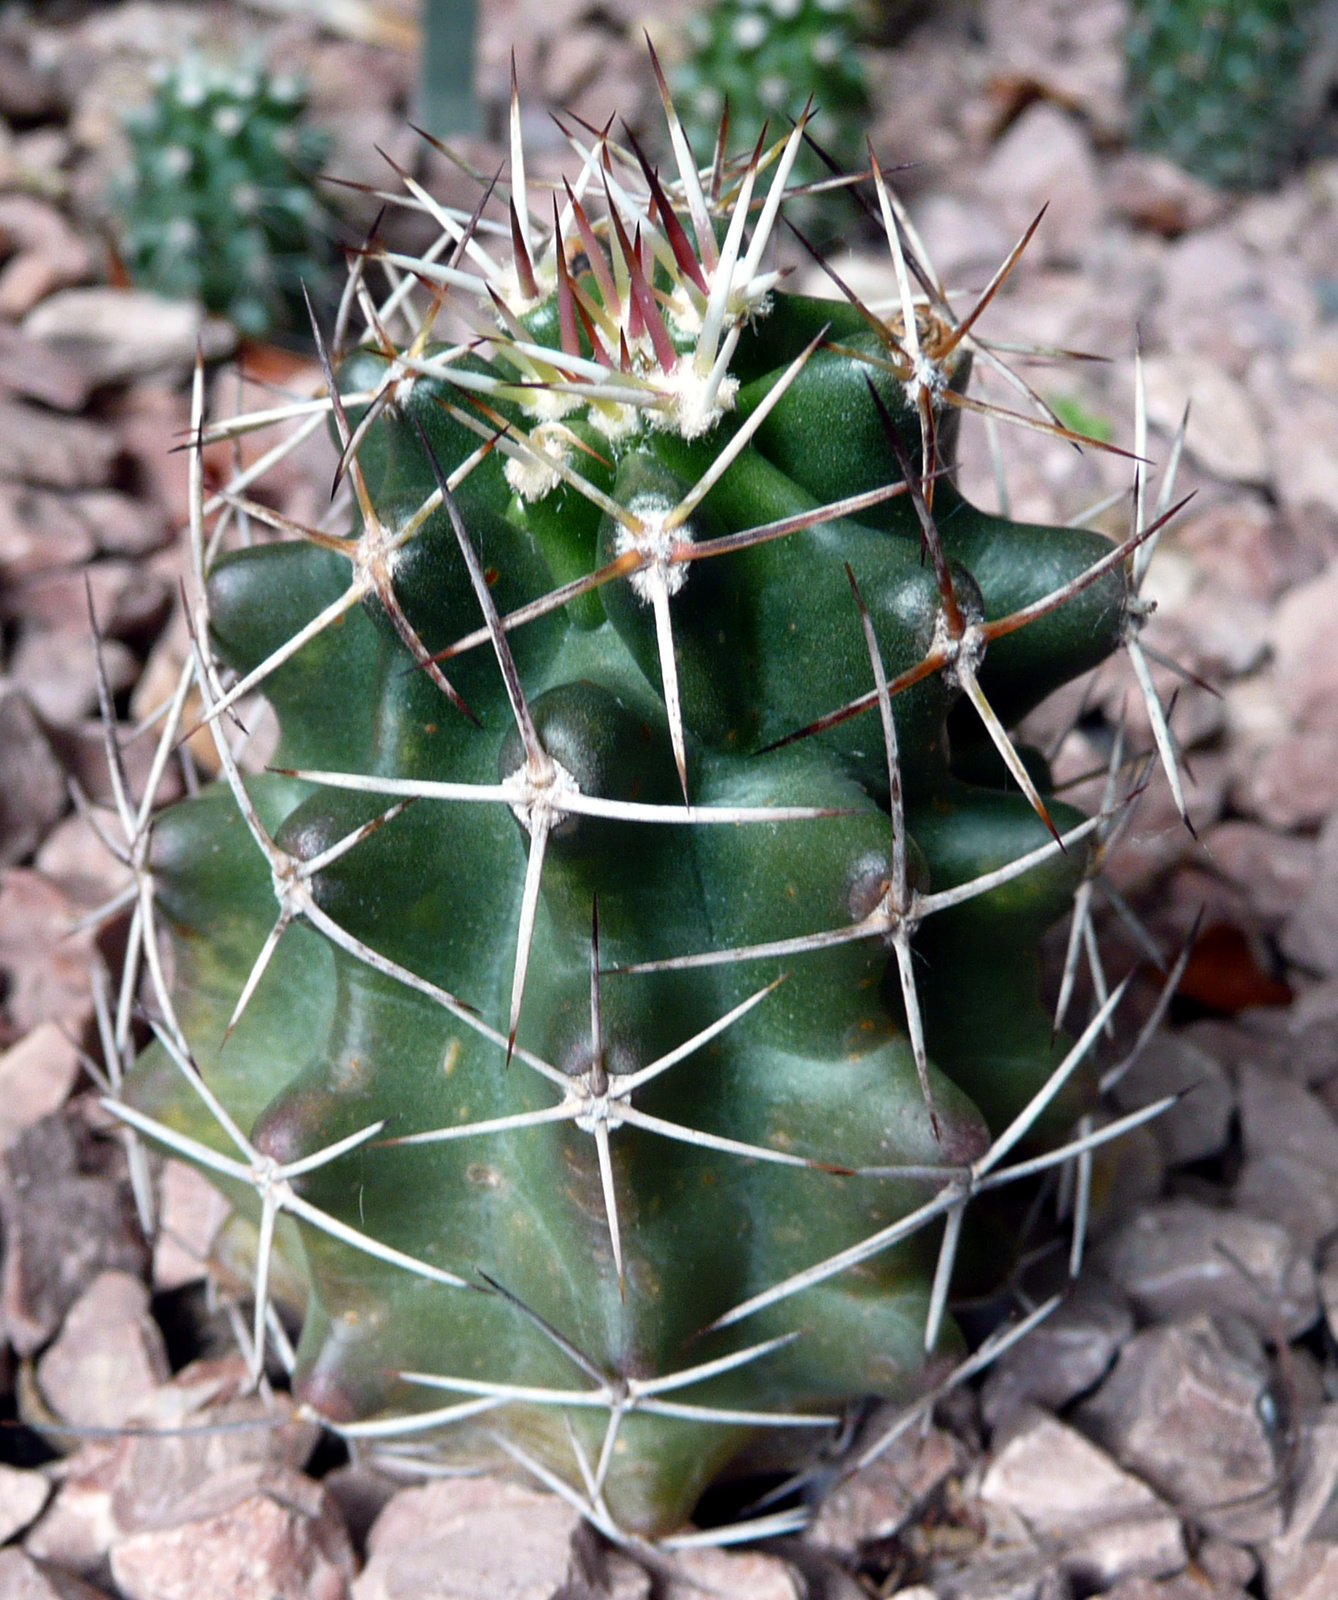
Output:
[
  {"xmin": 106, "ymin": 66, "xmax": 1185, "ymax": 1542},
  {"xmin": 114, "ymin": 56, "xmax": 335, "ymax": 338},
  {"xmin": 1125, "ymin": 0, "xmax": 1321, "ymax": 190}
]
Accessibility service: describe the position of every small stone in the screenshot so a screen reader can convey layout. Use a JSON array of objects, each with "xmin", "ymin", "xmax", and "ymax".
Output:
[
  {"xmin": 22, "ymin": 290, "xmax": 234, "ymax": 390},
  {"xmin": 0, "ymin": 1548, "xmax": 111, "ymax": 1600},
  {"xmin": 667, "ymin": 1546, "xmax": 800, "ymax": 1599},
  {"xmin": 0, "ymin": 1463, "xmax": 49, "ymax": 1543},
  {"xmin": 1078, "ymin": 1314, "xmax": 1282, "ymax": 1542},
  {"xmin": 1203, "ymin": 823, "xmax": 1320, "ymax": 931},
  {"xmin": 33, "ymin": 808, "xmax": 130, "ymax": 911},
  {"xmin": 1266, "ymin": 1543, "xmax": 1338, "ymax": 1600},
  {"xmin": 1198, "ymin": 1537, "xmax": 1257, "ymax": 1590},
  {"xmin": 1140, "ymin": 355, "xmax": 1269, "ymax": 484},
  {"xmin": 152, "ymin": 1162, "xmax": 230, "ymax": 1293},
  {"xmin": 1093, "ymin": 1199, "xmax": 1318, "ymax": 1340},
  {"xmin": 37, "ymin": 1272, "xmax": 169, "ymax": 1430},
  {"xmin": 1272, "ymin": 393, "xmax": 1338, "ymax": 519},
  {"xmin": 909, "ymin": 193, "xmax": 1011, "ymax": 285},
  {"xmin": 0, "ymin": 196, "xmax": 93, "ymax": 321},
  {"xmin": 979, "ymin": 102, "xmax": 1103, "ymax": 264},
  {"xmin": 1108, "ymin": 1034, "xmax": 1233, "ymax": 1167},
  {"xmin": 0, "ymin": 324, "xmax": 93, "ymax": 412},
  {"xmin": 1234, "ymin": 730, "xmax": 1338, "ymax": 833},
  {"xmin": 1101, "ymin": 1577, "xmax": 1248, "ymax": 1600},
  {"xmin": 1174, "ymin": 500, "xmax": 1317, "ymax": 604},
  {"xmin": 1283, "ymin": 809, "xmax": 1338, "ymax": 977},
  {"xmin": 109, "ymin": 1463, "xmax": 354, "ymax": 1600},
  {"xmin": 808, "ymin": 1423, "xmax": 963, "ymax": 1548},
  {"xmin": 4, "ymin": 560, "xmax": 171, "ymax": 639},
  {"xmin": 1234, "ymin": 1153, "xmax": 1338, "ymax": 1254},
  {"xmin": 0, "ymin": 483, "xmax": 97, "ymax": 580},
  {"xmin": 0, "ymin": 403, "xmax": 118, "ymax": 490},
  {"xmin": 0, "ymin": 1023, "xmax": 81, "ymax": 1150},
  {"xmin": 0, "ymin": 868, "xmax": 96, "ymax": 1032},
  {"xmin": 1106, "ymin": 152, "xmax": 1229, "ymax": 237},
  {"xmin": 354, "ymin": 1477, "xmax": 580, "ymax": 1600},
  {"xmin": 0, "ymin": 685, "xmax": 66, "ymax": 868},
  {"xmin": 9, "ymin": 629, "xmax": 137, "ymax": 728},
  {"xmin": 980, "ymin": 1279, "xmax": 1134, "ymax": 1431},
  {"xmin": 0, "ymin": 1113, "xmax": 147, "ymax": 1356},
  {"xmin": 980, "ymin": 1406, "xmax": 1185, "ymax": 1589}
]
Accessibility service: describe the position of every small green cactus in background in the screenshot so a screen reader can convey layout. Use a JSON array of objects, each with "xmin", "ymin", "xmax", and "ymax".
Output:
[
  {"xmin": 114, "ymin": 58, "xmax": 335, "ymax": 338},
  {"xmin": 673, "ymin": 0, "xmax": 870, "ymax": 220},
  {"xmin": 105, "ymin": 57, "xmax": 1190, "ymax": 1543},
  {"xmin": 1125, "ymin": 0, "xmax": 1320, "ymax": 189}
]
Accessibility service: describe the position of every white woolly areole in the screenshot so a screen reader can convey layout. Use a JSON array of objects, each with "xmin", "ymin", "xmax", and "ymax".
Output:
[
  {"xmin": 517, "ymin": 385, "xmax": 582, "ymax": 424},
  {"xmin": 653, "ymin": 365, "xmax": 739, "ymax": 441},
  {"xmin": 504, "ymin": 421, "xmax": 575, "ymax": 502},
  {"xmin": 586, "ymin": 402, "xmax": 643, "ymax": 443},
  {"xmin": 615, "ymin": 496, "xmax": 691, "ymax": 602},
  {"xmin": 506, "ymin": 754, "xmax": 580, "ymax": 834}
]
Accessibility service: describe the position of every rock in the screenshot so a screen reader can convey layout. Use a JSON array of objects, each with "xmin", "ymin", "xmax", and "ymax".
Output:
[
  {"xmin": 1270, "ymin": 558, "xmax": 1338, "ymax": 722},
  {"xmin": 1283, "ymin": 809, "xmax": 1338, "ymax": 976},
  {"xmin": 1102, "ymin": 1576, "xmax": 1248, "ymax": 1600},
  {"xmin": 0, "ymin": 324, "xmax": 94, "ymax": 412},
  {"xmin": 9, "ymin": 628, "xmax": 138, "ymax": 728},
  {"xmin": 109, "ymin": 1463, "xmax": 354, "ymax": 1600},
  {"xmin": 1266, "ymin": 1543, "xmax": 1338, "ymax": 1600},
  {"xmin": 152, "ymin": 1161, "xmax": 230, "ymax": 1293},
  {"xmin": 1203, "ymin": 823, "xmax": 1320, "ymax": 931},
  {"xmin": 980, "ymin": 1406, "xmax": 1185, "ymax": 1589},
  {"xmin": 37, "ymin": 1271, "xmax": 169, "ymax": 1430},
  {"xmin": 28, "ymin": 1358, "xmax": 318, "ymax": 1576},
  {"xmin": 1078, "ymin": 1314, "xmax": 1282, "ymax": 1542},
  {"xmin": 0, "ymin": 869, "xmax": 97, "ymax": 1031},
  {"xmin": 567, "ymin": 1524, "xmax": 652, "ymax": 1600},
  {"xmin": 0, "ymin": 402, "xmax": 118, "ymax": 490},
  {"xmin": 74, "ymin": 490, "xmax": 169, "ymax": 559},
  {"xmin": 3, "ymin": 560, "xmax": 171, "ymax": 638},
  {"xmin": 1262, "ymin": 1404, "xmax": 1338, "ymax": 1600},
  {"xmin": 319, "ymin": 1464, "xmax": 401, "ymax": 1553},
  {"xmin": 1174, "ymin": 500, "xmax": 1319, "ymax": 604},
  {"xmin": 1159, "ymin": 226, "xmax": 1259, "ymax": 324},
  {"xmin": 22, "ymin": 290, "xmax": 234, "ymax": 390},
  {"xmin": 1230, "ymin": 1063, "xmax": 1338, "ymax": 1246},
  {"xmin": 1105, "ymin": 152, "xmax": 1229, "ymax": 237},
  {"xmin": 1272, "ymin": 393, "xmax": 1338, "ymax": 519},
  {"xmin": 0, "ymin": 685, "xmax": 66, "ymax": 868},
  {"xmin": 0, "ymin": 1022, "xmax": 81, "ymax": 1150},
  {"xmin": 980, "ymin": 1279, "xmax": 1134, "ymax": 1431},
  {"xmin": 1092, "ymin": 1199, "xmax": 1318, "ymax": 1340},
  {"xmin": 1108, "ymin": 1034, "xmax": 1233, "ymax": 1167},
  {"xmin": 0, "ymin": 1549, "xmax": 111, "ymax": 1600},
  {"xmin": 354, "ymin": 1477, "xmax": 581, "ymax": 1600},
  {"xmin": 808, "ymin": 1423, "xmax": 963, "ymax": 1548},
  {"xmin": 0, "ymin": 1463, "xmax": 49, "ymax": 1544},
  {"xmin": 1140, "ymin": 355, "xmax": 1269, "ymax": 485},
  {"xmin": 908, "ymin": 193, "xmax": 1011, "ymax": 286},
  {"xmin": 0, "ymin": 483, "xmax": 98, "ymax": 579},
  {"xmin": 0, "ymin": 196, "xmax": 94, "ymax": 321},
  {"xmin": 979, "ymin": 101, "xmax": 1103, "ymax": 264},
  {"xmin": 33, "ymin": 808, "xmax": 130, "ymax": 911},
  {"xmin": 0, "ymin": 1113, "xmax": 147, "ymax": 1356},
  {"xmin": 666, "ymin": 1547, "xmax": 800, "ymax": 1599},
  {"xmin": 1233, "ymin": 729, "xmax": 1338, "ymax": 833}
]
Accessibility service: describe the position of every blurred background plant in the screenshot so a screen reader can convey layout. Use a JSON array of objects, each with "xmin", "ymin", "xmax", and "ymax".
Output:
[
  {"xmin": 1124, "ymin": 0, "xmax": 1329, "ymax": 190},
  {"xmin": 671, "ymin": 0, "xmax": 872, "ymax": 241},
  {"xmin": 111, "ymin": 55, "xmax": 339, "ymax": 341}
]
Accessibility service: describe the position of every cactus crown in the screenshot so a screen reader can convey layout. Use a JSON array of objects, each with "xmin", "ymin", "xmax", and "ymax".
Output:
[
  {"xmin": 114, "ymin": 56, "xmax": 335, "ymax": 337},
  {"xmin": 110, "ymin": 57, "xmax": 1190, "ymax": 1544}
]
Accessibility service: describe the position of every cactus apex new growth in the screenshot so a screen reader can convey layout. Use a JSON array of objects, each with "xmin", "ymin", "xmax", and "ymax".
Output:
[{"xmin": 111, "ymin": 56, "xmax": 1188, "ymax": 1541}]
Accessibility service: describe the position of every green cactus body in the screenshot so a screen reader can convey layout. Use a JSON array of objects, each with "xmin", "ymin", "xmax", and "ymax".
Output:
[
  {"xmin": 1126, "ymin": 0, "xmax": 1318, "ymax": 189},
  {"xmin": 123, "ymin": 91, "xmax": 1143, "ymax": 1536},
  {"xmin": 115, "ymin": 58, "xmax": 334, "ymax": 338}
]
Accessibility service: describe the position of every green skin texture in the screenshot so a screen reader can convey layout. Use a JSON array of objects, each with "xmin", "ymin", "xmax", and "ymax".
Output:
[
  {"xmin": 129, "ymin": 290, "xmax": 1126, "ymax": 1532},
  {"xmin": 1125, "ymin": 0, "xmax": 1317, "ymax": 190}
]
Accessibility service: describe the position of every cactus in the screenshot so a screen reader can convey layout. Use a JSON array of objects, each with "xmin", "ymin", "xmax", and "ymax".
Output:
[
  {"xmin": 673, "ymin": 0, "xmax": 870, "ymax": 226},
  {"xmin": 104, "ymin": 62, "xmax": 1190, "ymax": 1543},
  {"xmin": 1125, "ymin": 0, "xmax": 1320, "ymax": 190},
  {"xmin": 114, "ymin": 57, "xmax": 335, "ymax": 338}
]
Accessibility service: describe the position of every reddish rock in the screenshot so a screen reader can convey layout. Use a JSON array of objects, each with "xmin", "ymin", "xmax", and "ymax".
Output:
[
  {"xmin": 37, "ymin": 1271, "xmax": 169, "ymax": 1430},
  {"xmin": 0, "ymin": 1022, "xmax": 81, "ymax": 1150},
  {"xmin": 809, "ymin": 1423, "xmax": 963, "ymax": 1548},
  {"xmin": 0, "ymin": 685, "xmax": 66, "ymax": 868},
  {"xmin": 109, "ymin": 1463, "xmax": 353, "ymax": 1600},
  {"xmin": 354, "ymin": 1477, "xmax": 580, "ymax": 1600}
]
